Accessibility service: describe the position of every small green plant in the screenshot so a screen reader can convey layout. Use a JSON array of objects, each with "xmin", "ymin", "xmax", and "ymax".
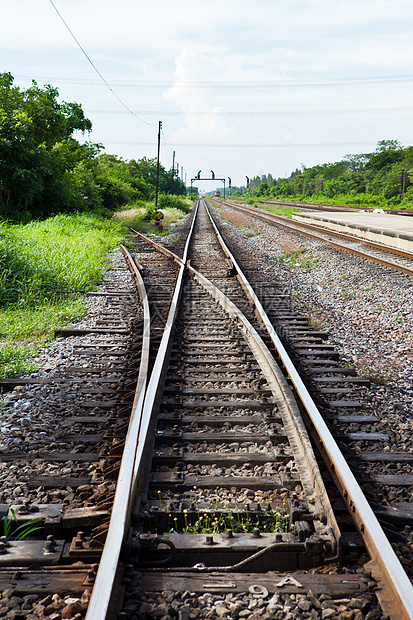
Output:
[
  {"xmin": 3, "ymin": 507, "xmax": 44, "ymax": 541},
  {"xmin": 308, "ymin": 311, "xmax": 329, "ymax": 331},
  {"xmin": 394, "ymin": 313, "xmax": 404, "ymax": 323},
  {"xmin": 163, "ymin": 505, "xmax": 290, "ymax": 535},
  {"xmin": 356, "ymin": 357, "xmax": 396, "ymax": 385},
  {"xmin": 277, "ymin": 248, "xmax": 320, "ymax": 271},
  {"xmin": 340, "ymin": 288, "xmax": 357, "ymax": 300}
]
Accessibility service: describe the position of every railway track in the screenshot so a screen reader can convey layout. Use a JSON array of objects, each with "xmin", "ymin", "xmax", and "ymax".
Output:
[
  {"xmin": 215, "ymin": 200, "xmax": 413, "ymax": 277},
  {"xmin": 262, "ymin": 199, "xmax": 413, "ymax": 218},
  {"xmin": 1, "ymin": 199, "xmax": 413, "ymax": 619}
]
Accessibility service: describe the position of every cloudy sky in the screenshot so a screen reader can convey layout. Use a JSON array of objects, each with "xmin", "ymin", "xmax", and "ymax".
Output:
[{"xmin": 2, "ymin": 0, "xmax": 413, "ymax": 191}]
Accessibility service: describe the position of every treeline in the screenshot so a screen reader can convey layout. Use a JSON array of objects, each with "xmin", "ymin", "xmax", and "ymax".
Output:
[
  {"xmin": 0, "ymin": 73, "xmax": 185, "ymax": 222},
  {"xmin": 248, "ymin": 140, "xmax": 413, "ymax": 208}
]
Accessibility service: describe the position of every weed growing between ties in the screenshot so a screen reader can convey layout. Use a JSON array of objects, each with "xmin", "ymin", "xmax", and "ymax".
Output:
[
  {"xmin": 154, "ymin": 492, "xmax": 291, "ymax": 535},
  {"xmin": 3, "ymin": 507, "xmax": 44, "ymax": 540},
  {"xmin": 242, "ymin": 227, "xmax": 262, "ymax": 238},
  {"xmin": 220, "ymin": 211, "xmax": 251, "ymax": 229},
  {"xmin": 175, "ymin": 506, "xmax": 290, "ymax": 535},
  {"xmin": 0, "ymin": 214, "xmax": 127, "ymax": 378}
]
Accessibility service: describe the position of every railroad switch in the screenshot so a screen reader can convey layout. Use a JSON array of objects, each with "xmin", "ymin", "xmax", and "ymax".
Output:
[{"xmin": 133, "ymin": 530, "xmax": 327, "ymax": 570}]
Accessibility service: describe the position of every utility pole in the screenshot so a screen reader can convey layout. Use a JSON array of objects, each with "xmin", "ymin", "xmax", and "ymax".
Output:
[
  {"xmin": 171, "ymin": 151, "xmax": 176, "ymax": 195},
  {"xmin": 155, "ymin": 121, "xmax": 162, "ymax": 210}
]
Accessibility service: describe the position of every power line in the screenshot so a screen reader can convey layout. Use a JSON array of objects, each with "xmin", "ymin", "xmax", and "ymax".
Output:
[
  {"xmin": 103, "ymin": 140, "xmax": 413, "ymax": 148},
  {"xmin": 47, "ymin": 0, "xmax": 152, "ymax": 126},
  {"xmin": 15, "ymin": 73, "xmax": 413, "ymax": 88},
  {"xmin": 85, "ymin": 106, "xmax": 413, "ymax": 117}
]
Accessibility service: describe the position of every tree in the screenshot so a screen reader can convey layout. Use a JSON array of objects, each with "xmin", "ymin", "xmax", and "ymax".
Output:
[
  {"xmin": 0, "ymin": 73, "xmax": 96, "ymax": 220},
  {"xmin": 375, "ymin": 139, "xmax": 402, "ymax": 153}
]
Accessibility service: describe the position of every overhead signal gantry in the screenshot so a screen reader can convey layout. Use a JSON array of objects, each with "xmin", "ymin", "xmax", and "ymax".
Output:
[{"xmin": 190, "ymin": 170, "xmax": 229, "ymax": 198}]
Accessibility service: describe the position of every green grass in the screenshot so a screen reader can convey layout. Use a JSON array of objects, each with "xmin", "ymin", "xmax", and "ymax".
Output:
[
  {"xmin": 0, "ymin": 344, "xmax": 37, "ymax": 380},
  {"xmin": 0, "ymin": 214, "xmax": 128, "ymax": 379},
  {"xmin": 276, "ymin": 248, "xmax": 321, "ymax": 271},
  {"xmin": 0, "ymin": 215, "xmax": 127, "ymax": 307},
  {"xmin": 0, "ymin": 298, "xmax": 87, "ymax": 341},
  {"xmin": 265, "ymin": 206, "xmax": 297, "ymax": 218}
]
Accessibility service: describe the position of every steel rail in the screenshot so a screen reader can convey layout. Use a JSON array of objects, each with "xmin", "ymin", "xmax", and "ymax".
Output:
[
  {"xmin": 220, "ymin": 200, "xmax": 413, "ymax": 276},
  {"xmin": 129, "ymin": 228, "xmax": 184, "ymax": 266},
  {"xmin": 85, "ymin": 200, "xmax": 199, "ymax": 620},
  {"xmin": 85, "ymin": 244, "xmax": 151, "ymax": 620},
  {"xmin": 204, "ymin": 199, "xmax": 413, "ymax": 620}
]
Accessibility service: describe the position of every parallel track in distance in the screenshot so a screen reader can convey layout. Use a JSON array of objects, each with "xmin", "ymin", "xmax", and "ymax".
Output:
[{"xmin": 216, "ymin": 199, "xmax": 413, "ymax": 277}]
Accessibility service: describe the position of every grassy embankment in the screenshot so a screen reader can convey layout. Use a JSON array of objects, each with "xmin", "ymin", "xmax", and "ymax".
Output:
[
  {"xmin": 0, "ymin": 200, "xmax": 193, "ymax": 381},
  {"xmin": 0, "ymin": 214, "xmax": 128, "ymax": 380}
]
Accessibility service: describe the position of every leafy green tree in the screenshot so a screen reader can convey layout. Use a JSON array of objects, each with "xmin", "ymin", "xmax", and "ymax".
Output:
[
  {"xmin": 0, "ymin": 73, "xmax": 95, "ymax": 220},
  {"xmin": 366, "ymin": 141, "xmax": 404, "ymax": 172}
]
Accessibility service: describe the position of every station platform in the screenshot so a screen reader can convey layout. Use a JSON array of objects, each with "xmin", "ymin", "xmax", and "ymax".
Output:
[{"xmin": 292, "ymin": 210, "xmax": 413, "ymax": 254}]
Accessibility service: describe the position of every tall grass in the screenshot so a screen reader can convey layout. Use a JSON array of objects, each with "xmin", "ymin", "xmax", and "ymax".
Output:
[
  {"xmin": 114, "ymin": 202, "xmax": 189, "ymax": 235},
  {"xmin": 0, "ymin": 215, "xmax": 127, "ymax": 308},
  {"xmin": 0, "ymin": 214, "xmax": 127, "ymax": 379},
  {"xmin": 0, "ymin": 344, "xmax": 36, "ymax": 380}
]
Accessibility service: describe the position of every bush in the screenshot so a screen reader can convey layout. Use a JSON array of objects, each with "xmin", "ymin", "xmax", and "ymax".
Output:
[{"xmin": 158, "ymin": 194, "xmax": 192, "ymax": 213}]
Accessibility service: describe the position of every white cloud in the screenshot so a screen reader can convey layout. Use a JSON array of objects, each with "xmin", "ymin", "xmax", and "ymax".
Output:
[{"xmin": 163, "ymin": 47, "xmax": 236, "ymax": 142}]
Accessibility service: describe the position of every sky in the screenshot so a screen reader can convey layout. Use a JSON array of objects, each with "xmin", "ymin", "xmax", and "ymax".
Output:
[{"xmin": 2, "ymin": 0, "xmax": 413, "ymax": 192}]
